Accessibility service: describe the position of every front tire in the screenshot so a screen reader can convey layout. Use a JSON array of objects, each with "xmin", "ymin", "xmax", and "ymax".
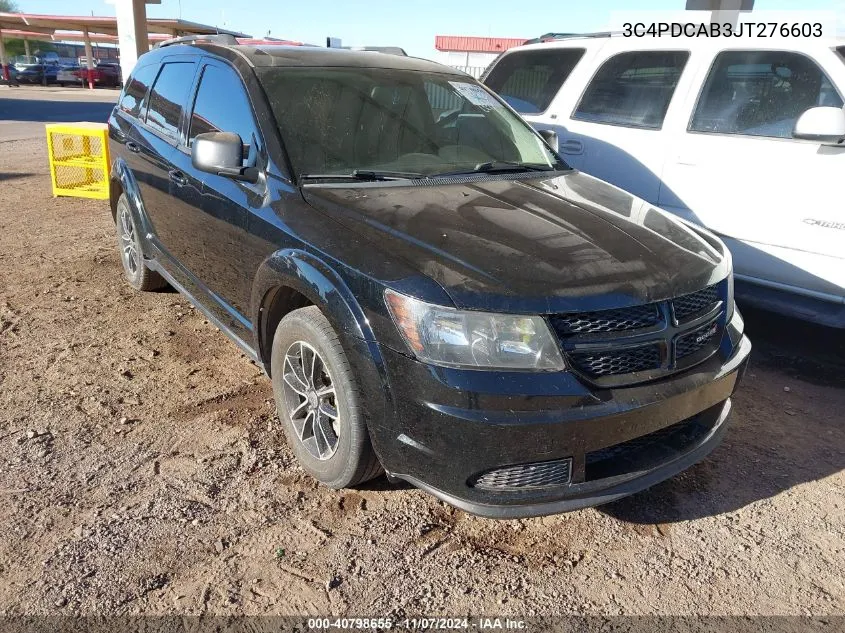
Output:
[
  {"xmin": 271, "ymin": 306, "xmax": 382, "ymax": 488},
  {"xmin": 114, "ymin": 193, "xmax": 166, "ymax": 291}
]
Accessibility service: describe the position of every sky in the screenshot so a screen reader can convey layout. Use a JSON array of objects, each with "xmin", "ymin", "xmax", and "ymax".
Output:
[{"xmin": 14, "ymin": 0, "xmax": 845, "ymax": 59}]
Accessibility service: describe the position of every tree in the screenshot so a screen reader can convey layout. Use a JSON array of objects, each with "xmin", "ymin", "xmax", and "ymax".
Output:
[
  {"xmin": 5, "ymin": 39, "xmax": 56, "ymax": 58},
  {"xmin": 1, "ymin": 0, "xmax": 57, "ymax": 63},
  {"xmin": 0, "ymin": 2, "xmax": 57, "ymax": 60}
]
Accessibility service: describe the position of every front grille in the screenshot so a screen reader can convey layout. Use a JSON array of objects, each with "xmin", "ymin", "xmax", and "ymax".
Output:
[
  {"xmin": 672, "ymin": 284, "xmax": 719, "ymax": 322},
  {"xmin": 471, "ymin": 458, "xmax": 572, "ymax": 490},
  {"xmin": 550, "ymin": 304, "xmax": 660, "ymax": 335},
  {"xmin": 568, "ymin": 344, "xmax": 661, "ymax": 377},
  {"xmin": 551, "ymin": 281, "xmax": 725, "ymax": 386},
  {"xmin": 675, "ymin": 319, "xmax": 721, "ymax": 360}
]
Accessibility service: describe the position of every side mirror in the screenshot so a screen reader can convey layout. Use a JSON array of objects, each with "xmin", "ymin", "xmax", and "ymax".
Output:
[
  {"xmin": 191, "ymin": 132, "xmax": 258, "ymax": 182},
  {"xmin": 537, "ymin": 129, "xmax": 559, "ymax": 152},
  {"xmin": 792, "ymin": 107, "xmax": 845, "ymax": 145}
]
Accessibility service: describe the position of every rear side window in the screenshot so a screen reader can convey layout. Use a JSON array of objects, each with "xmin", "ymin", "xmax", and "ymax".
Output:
[
  {"xmin": 484, "ymin": 48, "xmax": 585, "ymax": 114},
  {"xmin": 189, "ymin": 64, "xmax": 259, "ymax": 166},
  {"xmin": 119, "ymin": 64, "xmax": 158, "ymax": 118},
  {"xmin": 690, "ymin": 50, "xmax": 844, "ymax": 139},
  {"xmin": 573, "ymin": 51, "xmax": 689, "ymax": 129},
  {"xmin": 145, "ymin": 62, "xmax": 197, "ymax": 140}
]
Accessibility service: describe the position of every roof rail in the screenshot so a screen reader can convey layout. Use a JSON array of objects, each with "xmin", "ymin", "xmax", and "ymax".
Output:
[
  {"xmin": 523, "ymin": 31, "xmax": 620, "ymax": 45},
  {"xmin": 342, "ymin": 46, "xmax": 408, "ymax": 56},
  {"xmin": 157, "ymin": 33, "xmax": 239, "ymax": 49}
]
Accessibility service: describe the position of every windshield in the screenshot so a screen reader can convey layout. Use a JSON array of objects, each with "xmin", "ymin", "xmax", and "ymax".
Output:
[{"xmin": 256, "ymin": 67, "xmax": 565, "ymax": 180}]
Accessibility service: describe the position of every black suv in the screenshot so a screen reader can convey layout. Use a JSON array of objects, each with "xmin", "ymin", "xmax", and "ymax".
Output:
[{"xmin": 107, "ymin": 37, "xmax": 751, "ymax": 518}]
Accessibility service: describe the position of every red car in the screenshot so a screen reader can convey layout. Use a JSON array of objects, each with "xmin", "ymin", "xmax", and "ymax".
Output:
[{"xmin": 75, "ymin": 63, "xmax": 122, "ymax": 88}]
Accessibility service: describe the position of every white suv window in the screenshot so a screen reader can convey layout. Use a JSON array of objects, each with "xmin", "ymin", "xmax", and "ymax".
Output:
[
  {"xmin": 483, "ymin": 48, "xmax": 585, "ymax": 114},
  {"xmin": 690, "ymin": 50, "xmax": 844, "ymax": 139},
  {"xmin": 573, "ymin": 51, "xmax": 689, "ymax": 129}
]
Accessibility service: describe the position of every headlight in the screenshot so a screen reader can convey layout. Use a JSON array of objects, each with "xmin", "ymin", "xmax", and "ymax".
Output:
[{"xmin": 384, "ymin": 290, "xmax": 565, "ymax": 371}]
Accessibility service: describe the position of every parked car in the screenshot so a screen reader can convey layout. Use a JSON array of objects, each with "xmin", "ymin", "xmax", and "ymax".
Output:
[
  {"xmin": 13, "ymin": 55, "xmax": 39, "ymax": 69},
  {"xmin": 108, "ymin": 37, "xmax": 750, "ymax": 518},
  {"xmin": 76, "ymin": 62, "xmax": 122, "ymax": 88},
  {"xmin": 56, "ymin": 64, "xmax": 81, "ymax": 86},
  {"xmin": 483, "ymin": 34, "xmax": 845, "ymax": 328},
  {"xmin": 14, "ymin": 63, "xmax": 59, "ymax": 84}
]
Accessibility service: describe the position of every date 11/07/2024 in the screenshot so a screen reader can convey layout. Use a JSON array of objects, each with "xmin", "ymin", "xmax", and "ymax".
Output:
[
  {"xmin": 307, "ymin": 617, "xmax": 527, "ymax": 630},
  {"xmin": 623, "ymin": 21, "xmax": 824, "ymax": 38}
]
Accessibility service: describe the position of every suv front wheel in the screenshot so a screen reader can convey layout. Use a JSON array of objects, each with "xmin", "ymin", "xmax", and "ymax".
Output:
[
  {"xmin": 271, "ymin": 306, "xmax": 382, "ymax": 488},
  {"xmin": 114, "ymin": 193, "xmax": 166, "ymax": 291}
]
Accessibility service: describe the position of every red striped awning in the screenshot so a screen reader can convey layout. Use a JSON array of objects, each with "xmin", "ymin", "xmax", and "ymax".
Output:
[{"xmin": 435, "ymin": 35, "xmax": 526, "ymax": 53}]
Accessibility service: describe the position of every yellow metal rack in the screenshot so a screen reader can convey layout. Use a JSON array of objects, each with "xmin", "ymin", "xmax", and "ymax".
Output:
[{"xmin": 46, "ymin": 122, "xmax": 111, "ymax": 200}]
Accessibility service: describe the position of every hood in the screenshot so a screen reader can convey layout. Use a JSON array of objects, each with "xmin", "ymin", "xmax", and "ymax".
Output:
[{"xmin": 302, "ymin": 171, "xmax": 729, "ymax": 313}]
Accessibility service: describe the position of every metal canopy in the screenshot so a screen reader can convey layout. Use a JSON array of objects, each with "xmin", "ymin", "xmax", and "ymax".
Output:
[
  {"xmin": 0, "ymin": 13, "xmax": 249, "ymax": 38},
  {"xmin": 0, "ymin": 10, "xmax": 251, "ymax": 86},
  {"xmin": 0, "ymin": 28, "xmax": 173, "ymax": 45},
  {"xmin": 0, "ymin": 29, "xmax": 299, "ymax": 48}
]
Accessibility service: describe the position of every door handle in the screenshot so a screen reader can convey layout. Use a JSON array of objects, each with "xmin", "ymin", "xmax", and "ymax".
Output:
[
  {"xmin": 560, "ymin": 139, "xmax": 584, "ymax": 155},
  {"xmin": 125, "ymin": 141, "xmax": 140, "ymax": 153},
  {"xmin": 168, "ymin": 170, "xmax": 188, "ymax": 187}
]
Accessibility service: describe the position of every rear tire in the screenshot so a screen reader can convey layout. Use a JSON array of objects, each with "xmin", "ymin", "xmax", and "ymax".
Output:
[
  {"xmin": 271, "ymin": 306, "xmax": 382, "ymax": 488},
  {"xmin": 114, "ymin": 193, "xmax": 166, "ymax": 291}
]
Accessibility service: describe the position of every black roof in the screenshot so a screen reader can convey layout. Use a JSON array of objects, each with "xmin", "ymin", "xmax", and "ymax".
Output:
[
  {"xmin": 156, "ymin": 41, "xmax": 464, "ymax": 74},
  {"xmin": 240, "ymin": 45, "xmax": 461, "ymax": 73}
]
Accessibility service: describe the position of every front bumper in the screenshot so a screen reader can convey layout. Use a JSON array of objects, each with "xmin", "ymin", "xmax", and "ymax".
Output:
[{"xmin": 373, "ymin": 311, "xmax": 751, "ymax": 519}]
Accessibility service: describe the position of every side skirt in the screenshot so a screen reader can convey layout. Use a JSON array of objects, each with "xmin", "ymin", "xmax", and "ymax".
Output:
[{"xmin": 146, "ymin": 257, "xmax": 261, "ymax": 365}]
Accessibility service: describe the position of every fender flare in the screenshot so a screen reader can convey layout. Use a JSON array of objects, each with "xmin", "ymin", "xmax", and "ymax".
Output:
[
  {"xmin": 250, "ymin": 248, "xmax": 379, "ymax": 365},
  {"xmin": 110, "ymin": 158, "xmax": 155, "ymax": 253}
]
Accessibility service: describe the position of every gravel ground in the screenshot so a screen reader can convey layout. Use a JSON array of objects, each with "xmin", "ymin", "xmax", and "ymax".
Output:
[{"xmin": 0, "ymin": 136, "xmax": 843, "ymax": 618}]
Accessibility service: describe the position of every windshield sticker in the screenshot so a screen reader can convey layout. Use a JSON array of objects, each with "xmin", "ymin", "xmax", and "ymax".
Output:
[{"xmin": 448, "ymin": 81, "xmax": 500, "ymax": 110}]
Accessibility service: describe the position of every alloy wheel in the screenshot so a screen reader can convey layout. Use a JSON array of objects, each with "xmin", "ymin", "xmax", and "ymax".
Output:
[
  {"xmin": 281, "ymin": 341, "xmax": 340, "ymax": 460},
  {"xmin": 118, "ymin": 203, "xmax": 140, "ymax": 276}
]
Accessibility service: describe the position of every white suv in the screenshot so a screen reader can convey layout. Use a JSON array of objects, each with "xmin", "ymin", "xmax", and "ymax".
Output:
[{"xmin": 483, "ymin": 34, "xmax": 845, "ymax": 328}]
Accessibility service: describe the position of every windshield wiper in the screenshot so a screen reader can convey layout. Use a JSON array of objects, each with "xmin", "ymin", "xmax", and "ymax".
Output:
[
  {"xmin": 430, "ymin": 161, "xmax": 557, "ymax": 178},
  {"xmin": 300, "ymin": 169, "xmax": 425, "ymax": 182}
]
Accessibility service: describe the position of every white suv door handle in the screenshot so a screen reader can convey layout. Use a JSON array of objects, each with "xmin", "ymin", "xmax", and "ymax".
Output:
[{"xmin": 560, "ymin": 139, "xmax": 584, "ymax": 155}]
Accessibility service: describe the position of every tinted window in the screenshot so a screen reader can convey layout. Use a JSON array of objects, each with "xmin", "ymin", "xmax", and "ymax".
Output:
[
  {"xmin": 484, "ymin": 49, "xmax": 585, "ymax": 113},
  {"xmin": 145, "ymin": 62, "xmax": 196, "ymax": 139},
  {"xmin": 258, "ymin": 67, "xmax": 561, "ymax": 178},
  {"xmin": 574, "ymin": 51, "xmax": 689, "ymax": 129},
  {"xmin": 690, "ymin": 50, "xmax": 844, "ymax": 138},
  {"xmin": 189, "ymin": 64, "xmax": 259, "ymax": 165},
  {"xmin": 119, "ymin": 64, "xmax": 158, "ymax": 118}
]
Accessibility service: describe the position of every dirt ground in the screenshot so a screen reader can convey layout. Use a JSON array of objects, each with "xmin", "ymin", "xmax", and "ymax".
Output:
[{"xmin": 0, "ymin": 135, "xmax": 843, "ymax": 618}]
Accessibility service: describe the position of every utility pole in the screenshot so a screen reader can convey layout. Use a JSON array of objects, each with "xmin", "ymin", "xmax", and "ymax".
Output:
[
  {"xmin": 110, "ymin": 0, "xmax": 158, "ymax": 84},
  {"xmin": 686, "ymin": 0, "xmax": 755, "ymax": 27}
]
